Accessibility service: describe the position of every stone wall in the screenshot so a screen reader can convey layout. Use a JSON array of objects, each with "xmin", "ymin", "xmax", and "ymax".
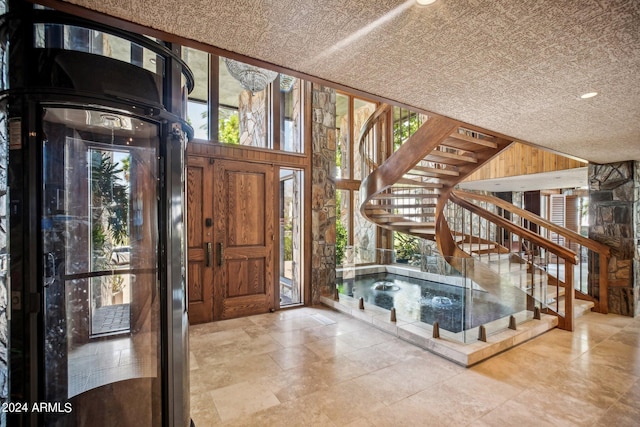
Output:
[
  {"xmin": 633, "ymin": 162, "xmax": 640, "ymax": 316},
  {"xmin": 238, "ymin": 89, "xmax": 267, "ymax": 147},
  {"xmin": 311, "ymin": 84, "xmax": 336, "ymax": 303},
  {"xmin": 588, "ymin": 161, "xmax": 639, "ymax": 316},
  {"xmin": 0, "ymin": 108, "xmax": 7, "ymax": 427}
]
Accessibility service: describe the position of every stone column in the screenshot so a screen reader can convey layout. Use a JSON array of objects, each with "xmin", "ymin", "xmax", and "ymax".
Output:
[
  {"xmin": 588, "ymin": 161, "xmax": 639, "ymax": 316},
  {"xmin": 238, "ymin": 89, "xmax": 267, "ymax": 147},
  {"xmin": 311, "ymin": 84, "xmax": 336, "ymax": 303}
]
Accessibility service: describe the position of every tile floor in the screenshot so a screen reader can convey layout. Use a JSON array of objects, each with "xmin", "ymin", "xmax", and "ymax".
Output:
[{"xmin": 189, "ymin": 306, "xmax": 640, "ymax": 426}]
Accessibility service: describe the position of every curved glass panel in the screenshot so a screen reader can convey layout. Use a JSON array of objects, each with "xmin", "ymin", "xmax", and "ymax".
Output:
[
  {"xmin": 41, "ymin": 107, "xmax": 161, "ymax": 425},
  {"xmin": 33, "ymin": 24, "xmax": 165, "ymax": 77}
]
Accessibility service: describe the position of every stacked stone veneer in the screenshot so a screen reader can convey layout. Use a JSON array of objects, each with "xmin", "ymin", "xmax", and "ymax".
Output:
[
  {"xmin": 588, "ymin": 161, "xmax": 640, "ymax": 316},
  {"xmin": 311, "ymin": 84, "xmax": 336, "ymax": 303},
  {"xmin": 238, "ymin": 89, "xmax": 267, "ymax": 147}
]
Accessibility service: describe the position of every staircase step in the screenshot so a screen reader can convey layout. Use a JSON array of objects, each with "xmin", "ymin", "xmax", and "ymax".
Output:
[
  {"xmin": 396, "ymin": 178, "xmax": 444, "ymax": 188},
  {"xmin": 426, "ymin": 149, "xmax": 478, "ymax": 164},
  {"xmin": 369, "ymin": 203, "xmax": 437, "ymax": 210},
  {"xmin": 409, "ymin": 227, "xmax": 436, "ymax": 234},
  {"xmin": 459, "ymin": 243, "xmax": 497, "ymax": 254},
  {"xmin": 390, "ymin": 221, "xmax": 436, "ymax": 228},
  {"xmin": 408, "ymin": 165, "xmax": 460, "ymax": 178},
  {"xmin": 444, "ymin": 131, "xmax": 498, "ymax": 149},
  {"xmin": 375, "ymin": 193, "xmax": 440, "ymax": 199}
]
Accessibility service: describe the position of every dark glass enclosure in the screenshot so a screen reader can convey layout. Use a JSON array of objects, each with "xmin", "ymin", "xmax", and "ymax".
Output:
[{"xmin": 1, "ymin": 3, "xmax": 193, "ymax": 426}]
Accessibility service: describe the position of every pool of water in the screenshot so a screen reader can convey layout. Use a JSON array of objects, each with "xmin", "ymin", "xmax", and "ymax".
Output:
[{"xmin": 339, "ymin": 272, "xmax": 525, "ymax": 333}]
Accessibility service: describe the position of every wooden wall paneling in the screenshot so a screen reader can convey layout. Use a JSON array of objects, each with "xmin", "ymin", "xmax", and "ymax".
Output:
[{"xmin": 463, "ymin": 142, "xmax": 587, "ymax": 182}]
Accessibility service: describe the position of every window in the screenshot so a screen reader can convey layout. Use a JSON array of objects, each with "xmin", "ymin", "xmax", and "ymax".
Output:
[
  {"xmin": 183, "ymin": 47, "xmax": 209, "ymax": 140},
  {"xmin": 334, "ymin": 92, "xmax": 378, "ymax": 266}
]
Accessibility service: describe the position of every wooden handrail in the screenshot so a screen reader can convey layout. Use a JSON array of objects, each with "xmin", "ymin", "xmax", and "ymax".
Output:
[
  {"xmin": 449, "ymin": 192, "xmax": 579, "ymax": 264},
  {"xmin": 358, "ymin": 103, "xmax": 390, "ymax": 153},
  {"xmin": 356, "ymin": 99, "xmax": 606, "ymax": 329},
  {"xmin": 453, "ymin": 189, "xmax": 610, "ymax": 256}
]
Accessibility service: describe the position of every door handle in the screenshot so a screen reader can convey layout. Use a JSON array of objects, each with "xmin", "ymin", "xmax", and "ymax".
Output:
[
  {"xmin": 205, "ymin": 242, "xmax": 213, "ymax": 267},
  {"xmin": 217, "ymin": 242, "xmax": 224, "ymax": 266}
]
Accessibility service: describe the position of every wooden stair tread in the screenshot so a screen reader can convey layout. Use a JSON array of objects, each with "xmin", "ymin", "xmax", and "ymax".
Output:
[
  {"xmin": 390, "ymin": 221, "xmax": 436, "ymax": 227},
  {"xmin": 445, "ymin": 131, "xmax": 498, "ymax": 149},
  {"xmin": 426, "ymin": 150, "xmax": 478, "ymax": 164},
  {"xmin": 375, "ymin": 193, "xmax": 440, "ymax": 199},
  {"xmin": 408, "ymin": 165, "xmax": 460, "ymax": 177},
  {"xmin": 365, "ymin": 203, "xmax": 437, "ymax": 210},
  {"xmin": 395, "ymin": 178, "xmax": 444, "ymax": 188},
  {"xmin": 409, "ymin": 227, "xmax": 436, "ymax": 234}
]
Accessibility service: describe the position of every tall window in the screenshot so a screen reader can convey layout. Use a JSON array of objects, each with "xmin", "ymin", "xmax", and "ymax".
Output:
[
  {"xmin": 180, "ymin": 49, "xmax": 304, "ymax": 153},
  {"xmin": 183, "ymin": 47, "xmax": 209, "ymax": 140},
  {"xmin": 335, "ymin": 93, "xmax": 378, "ymax": 265}
]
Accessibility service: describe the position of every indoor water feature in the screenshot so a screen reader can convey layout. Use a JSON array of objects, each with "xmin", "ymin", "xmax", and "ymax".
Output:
[{"xmin": 339, "ymin": 273, "xmax": 526, "ymax": 333}]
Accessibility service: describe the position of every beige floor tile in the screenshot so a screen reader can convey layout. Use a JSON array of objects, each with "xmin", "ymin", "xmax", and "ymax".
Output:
[
  {"xmin": 593, "ymin": 401, "xmax": 640, "ymax": 427},
  {"xmin": 257, "ymin": 364, "xmax": 331, "ymax": 402},
  {"xmin": 209, "ymin": 380, "xmax": 280, "ymax": 423},
  {"xmin": 470, "ymin": 398, "xmax": 580, "ymax": 427},
  {"xmin": 344, "ymin": 418, "xmax": 376, "ymax": 427},
  {"xmin": 302, "ymin": 354, "xmax": 369, "ymax": 385},
  {"xmin": 189, "ymin": 306, "xmax": 640, "ymax": 427},
  {"xmin": 578, "ymin": 339, "xmax": 640, "ymax": 376},
  {"xmin": 370, "ymin": 337, "xmax": 429, "ymax": 361},
  {"xmin": 336, "ymin": 326, "xmax": 394, "ymax": 349},
  {"xmin": 298, "ymin": 380, "xmax": 387, "ymax": 425},
  {"xmin": 619, "ymin": 377, "xmax": 640, "ymax": 407},
  {"xmin": 342, "ymin": 345, "xmax": 404, "ymax": 373},
  {"xmin": 509, "ymin": 385, "xmax": 608, "ymax": 426},
  {"xmin": 470, "ymin": 346, "xmax": 559, "ymax": 389},
  {"xmin": 349, "ymin": 372, "xmax": 416, "ymax": 406},
  {"xmin": 268, "ymin": 327, "xmax": 325, "ymax": 348},
  {"xmin": 190, "ymin": 364, "xmax": 234, "ymax": 395},
  {"xmin": 369, "ymin": 354, "xmax": 463, "ymax": 397},
  {"xmin": 268, "ymin": 345, "xmax": 322, "ymax": 370},
  {"xmin": 223, "ymin": 353, "xmax": 283, "ymax": 384},
  {"xmin": 304, "ymin": 335, "xmax": 359, "ymax": 359},
  {"xmin": 222, "ymin": 397, "xmax": 335, "ymax": 427}
]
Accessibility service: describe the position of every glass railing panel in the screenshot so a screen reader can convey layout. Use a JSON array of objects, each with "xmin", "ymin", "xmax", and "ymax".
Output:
[{"xmin": 335, "ymin": 248, "xmax": 539, "ymax": 344}]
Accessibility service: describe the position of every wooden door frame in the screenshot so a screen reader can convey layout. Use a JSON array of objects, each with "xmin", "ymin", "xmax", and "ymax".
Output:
[{"xmin": 186, "ymin": 140, "xmax": 312, "ymax": 313}]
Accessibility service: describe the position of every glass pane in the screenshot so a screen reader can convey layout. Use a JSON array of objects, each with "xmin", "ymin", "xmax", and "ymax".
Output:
[
  {"xmin": 280, "ymin": 75, "xmax": 303, "ymax": 153},
  {"xmin": 42, "ymin": 107, "xmax": 160, "ymax": 424},
  {"xmin": 183, "ymin": 47, "xmax": 209, "ymax": 140},
  {"xmin": 218, "ymin": 106, "xmax": 240, "ymax": 144},
  {"xmin": 352, "ymin": 99, "xmax": 376, "ymax": 180},
  {"xmin": 219, "ymin": 56, "xmax": 271, "ymax": 148},
  {"xmin": 336, "ymin": 93, "xmax": 349, "ymax": 179},
  {"xmin": 33, "ymin": 24, "xmax": 165, "ymax": 76},
  {"xmin": 279, "ymin": 169, "xmax": 303, "ymax": 305},
  {"xmin": 353, "ymin": 190, "xmax": 376, "ymax": 263},
  {"xmin": 336, "ymin": 189, "xmax": 350, "ymax": 266}
]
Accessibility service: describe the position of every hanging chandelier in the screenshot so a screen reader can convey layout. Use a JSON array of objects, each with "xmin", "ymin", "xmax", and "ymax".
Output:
[
  {"xmin": 279, "ymin": 74, "xmax": 296, "ymax": 92},
  {"xmin": 224, "ymin": 58, "xmax": 278, "ymax": 93}
]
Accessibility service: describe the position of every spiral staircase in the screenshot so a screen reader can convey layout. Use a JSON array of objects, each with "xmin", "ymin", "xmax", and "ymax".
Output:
[{"xmin": 358, "ymin": 105, "xmax": 611, "ymax": 331}]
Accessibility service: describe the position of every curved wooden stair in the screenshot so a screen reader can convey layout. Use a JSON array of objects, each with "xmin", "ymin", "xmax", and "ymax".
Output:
[{"xmin": 358, "ymin": 104, "xmax": 610, "ymax": 332}]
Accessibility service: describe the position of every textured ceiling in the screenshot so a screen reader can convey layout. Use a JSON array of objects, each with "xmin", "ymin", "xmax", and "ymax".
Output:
[{"xmin": 61, "ymin": 0, "xmax": 640, "ymax": 163}]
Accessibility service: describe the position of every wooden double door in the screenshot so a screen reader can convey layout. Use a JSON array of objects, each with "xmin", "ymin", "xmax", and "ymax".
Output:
[{"xmin": 187, "ymin": 156, "xmax": 275, "ymax": 323}]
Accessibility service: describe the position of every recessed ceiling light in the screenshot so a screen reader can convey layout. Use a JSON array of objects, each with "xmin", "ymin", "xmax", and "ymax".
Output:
[
  {"xmin": 580, "ymin": 92, "xmax": 598, "ymax": 99},
  {"xmin": 416, "ymin": 0, "xmax": 437, "ymax": 5}
]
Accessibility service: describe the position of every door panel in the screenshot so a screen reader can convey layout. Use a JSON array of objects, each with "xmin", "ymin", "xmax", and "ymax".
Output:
[
  {"xmin": 214, "ymin": 160, "xmax": 275, "ymax": 320},
  {"xmin": 186, "ymin": 156, "xmax": 214, "ymax": 323},
  {"xmin": 40, "ymin": 107, "xmax": 162, "ymax": 425}
]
